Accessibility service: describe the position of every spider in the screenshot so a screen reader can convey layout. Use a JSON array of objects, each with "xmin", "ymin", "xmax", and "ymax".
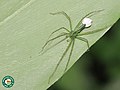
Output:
[{"xmin": 40, "ymin": 10, "xmax": 108, "ymax": 83}]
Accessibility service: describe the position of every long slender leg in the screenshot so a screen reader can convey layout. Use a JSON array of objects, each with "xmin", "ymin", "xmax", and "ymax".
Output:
[
  {"xmin": 78, "ymin": 26, "xmax": 111, "ymax": 36},
  {"xmin": 76, "ymin": 37, "xmax": 90, "ymax": 49},
  {"xmin": 48, "ymin": 40, "xmax": 73, "ymax": 84},
  {"xmin": 85, "ymin": 9, "xmax": 104, "ymax": 18},
  {"xmin": 50, "ymin": 11, "xmax": 73, "ymax": 31},
  {"xmin": 40, "ymin": 33, "xmax": 67, "ymax": 54},
  {"xmin": 74, "ymin": 10, "xmax": 104, "ymax": 31},
  {"xmin": 40, "ymin": 37, "xmax": 67, "ymax": 55},
  {"xmin": 48, "ymin": 27, "xmax": 69, "ymax": 40},
  {"xmin": 64, "ymin": 39, "xmax": 75, "ymax": 72}
]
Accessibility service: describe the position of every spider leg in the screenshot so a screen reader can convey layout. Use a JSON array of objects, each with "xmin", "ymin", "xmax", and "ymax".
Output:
[
  {"xmin": 84, "ymin": 9, "xmax": 104, "ymax": 18},
  {"xmin": 40, "ymin": 37, "xmax": 67, "ymax": 55},
  {"xmin": 48, "ymin": 27, "xmax": 69, "ymax": 40},
  {"xmin": 78, "ymin": 26, "xmax": 111, "ymax": 36},
  {"xmin": 40, "ymin": 33, "xmax": 67, "ymax": 54},
  {"xmin": 76, "ymin": 37, "xmax": 90, "ymax": 50},
  {"xmin": 64, "ymin": 39, "xmax": 75, "ymax": 72},
  {"xmin": 50, "ymin": 11, "xmax": 73, "ymax": 31},
  {"xmin": 48, "ymin": 40, "xmax": 73, "ymax": 84},
  {"xmin": 74, "ymin": 10, "xmax": 104, "ymax": 31}
]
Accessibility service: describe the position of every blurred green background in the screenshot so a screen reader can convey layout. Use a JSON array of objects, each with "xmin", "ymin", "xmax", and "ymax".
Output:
[{"xmin": 48, "ymin": 19, "xmax": 120, "ymax": 90}]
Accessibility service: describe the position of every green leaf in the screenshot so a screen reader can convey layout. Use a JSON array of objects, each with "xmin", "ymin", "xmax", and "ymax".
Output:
[{"xmin": 0, "ymin": 0, "xmax": 120, "ymax": 90}]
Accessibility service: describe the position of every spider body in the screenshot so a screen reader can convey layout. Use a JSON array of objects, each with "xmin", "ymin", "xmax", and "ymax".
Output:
[
  {"xmin": 72, "ymin": 24, "xmax": 86, "ymax": 36},
  {"xmin": 66, "ymin": 24, "xmax": 86, "ymax": 41},
  {"xmin": 40, "ymin": 10, "xmax": 108, "ymax": 83}
]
